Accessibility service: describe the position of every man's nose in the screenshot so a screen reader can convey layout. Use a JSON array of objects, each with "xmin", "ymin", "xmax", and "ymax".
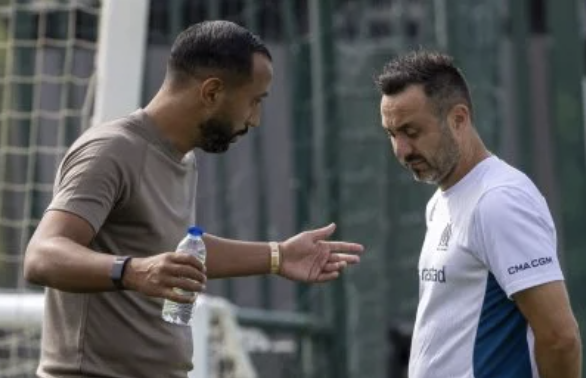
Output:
[
  {"xmin": 393, "ymin": 136, "xmax": 413, "ymax": 161},
  {"xmin": 247, "ymin": 109, "xmax": 261, "ymax": 128}
]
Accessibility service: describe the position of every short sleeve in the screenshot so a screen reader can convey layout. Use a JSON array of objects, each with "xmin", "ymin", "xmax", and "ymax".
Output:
[
  {"xmin": 471, "ymin": 186, "xmax": 564, "ymax": 297},
  {"xmin": 48, "ymin": 137, "xmax": 130, "ymax": 233}
]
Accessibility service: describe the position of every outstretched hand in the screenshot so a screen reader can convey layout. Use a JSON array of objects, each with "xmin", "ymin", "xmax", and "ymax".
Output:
[{"xmin": 279, "ymin": 223, "xmax": 364, "ymax": 283}]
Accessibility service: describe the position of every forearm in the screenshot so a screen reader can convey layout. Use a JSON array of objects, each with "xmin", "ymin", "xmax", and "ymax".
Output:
[
  {"xmin": 203, "ymin": 234, "xmax": 271, "ymax": 278},
  {"xmin": 535, "ymin": 336, "xmax": 582, "ymax": 378},
  {"xmin": 24, "ymin": 237, "xmax": 117, "ymax": 292}
]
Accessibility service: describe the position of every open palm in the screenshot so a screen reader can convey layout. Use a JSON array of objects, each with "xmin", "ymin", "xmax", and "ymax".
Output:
[{"xmin": 279, "ymin": 223, "xmax": 364, "ymax": 283}]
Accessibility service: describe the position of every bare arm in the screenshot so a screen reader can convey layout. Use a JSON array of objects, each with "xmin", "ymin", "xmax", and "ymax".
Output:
[
  {"xmin": 24, "ymin": 210, "xmax": 118, "ymax": 291},
  {"xmin": 203, "ymin": 234, "xmax": 271, "ymax": 278},
  {"xmin": 24, "ymin": 210, "xmax": 206, "ymax": 303},
  {"xmin": 514, "ymin": 281, "xmax": 582, "ymax": 378},
  {"xmin": 204, "ymin": 223, "xmax": 364, "ymax": 282}
]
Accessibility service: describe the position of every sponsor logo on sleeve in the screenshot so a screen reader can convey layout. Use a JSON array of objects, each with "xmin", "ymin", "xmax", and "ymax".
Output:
[{"xmin": 507, "ymin": 257, "xmax": 553, "ymax": 275}]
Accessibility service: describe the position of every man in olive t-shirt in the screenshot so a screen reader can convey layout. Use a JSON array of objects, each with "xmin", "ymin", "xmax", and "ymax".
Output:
[
  {"xmin": 40, "ymin": 110, "xmax": 199, "ymax": 377},
  {"xmin": 24, "ymin": 21, "xmax": 364, "ymax": 378}
]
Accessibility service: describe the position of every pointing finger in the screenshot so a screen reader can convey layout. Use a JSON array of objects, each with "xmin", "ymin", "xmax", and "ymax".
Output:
[
  {"xmin": 323, "ymin": 241, "xmax": 364, "ymax": 254},
  {"xmin": 327, "ymin": 253, "xmax": 361, "ymax": 264}
]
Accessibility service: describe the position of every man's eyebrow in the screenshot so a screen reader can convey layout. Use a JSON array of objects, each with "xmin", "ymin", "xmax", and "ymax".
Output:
[{"xmin": 383, "ymin": 122, "xmax": 414, "ymax": 133}]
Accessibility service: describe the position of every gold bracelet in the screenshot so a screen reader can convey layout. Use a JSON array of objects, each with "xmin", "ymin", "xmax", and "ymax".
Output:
[{"xmin": 269, "ymin": 242, "xmax": 280, "ymax": 274}]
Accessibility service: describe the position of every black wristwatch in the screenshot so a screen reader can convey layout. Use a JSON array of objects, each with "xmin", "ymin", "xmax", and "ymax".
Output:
[{"xmin": 110, "ymin": 256, "xmax": 132, "ymax": 290}]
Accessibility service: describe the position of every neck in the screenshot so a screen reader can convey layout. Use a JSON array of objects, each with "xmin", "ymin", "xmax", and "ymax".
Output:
[
  {"xmin": 439, "ymin": 135, "xmax": 491, "ymax": 191},
  {"xmin": 143, "ymin": 88, "xmax": 203, "ymax": 155}
]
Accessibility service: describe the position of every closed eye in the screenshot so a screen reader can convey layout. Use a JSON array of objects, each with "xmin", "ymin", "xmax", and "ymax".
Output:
[
  {"xmin": 383, "ymin": 123, "xmax": 419, "ymax": 138},
  {"xmin": 398, "ymin": 123, "xmax": 419, "ymax": 139},
  {"xmin": 404, "ymin": 128, "xmax": 418, "ymax": 138}
]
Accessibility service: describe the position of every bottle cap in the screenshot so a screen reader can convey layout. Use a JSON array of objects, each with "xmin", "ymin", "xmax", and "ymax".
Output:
[{"xmin": 187, "ymin": 226, "xmax": 204, "ymax": 237}]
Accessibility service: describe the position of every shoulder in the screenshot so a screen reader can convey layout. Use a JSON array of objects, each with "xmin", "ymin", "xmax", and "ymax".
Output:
[
  {"xmin": 479, "ymin": 157, "xmax": 547, "ymax": 210},
  {"xmin": 478, "ymin": 185, "xmax": 541, "ymax": 214},
  {"xmin": 469, "ymin": 158, "xmax": 554, "ymax": 236},
  {"xmin": 481, "ymin": 157, "xmax": 541, "ymax": 195},
  {"xmin": 65, "ymin": 114, "xmax": 149, "ymax": 164},
  {"xmin": 474, "ymin": 184, "xmax": 554, "ymax": 239},
  {"xmin": 471, "ymin": 157, "xmax": 545, "ymax": 213}
]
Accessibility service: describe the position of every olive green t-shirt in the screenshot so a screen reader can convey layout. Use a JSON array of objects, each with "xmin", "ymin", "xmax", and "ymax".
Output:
[{"xmin": 38, "ymin": 109, "xmax": 198, "ymax": 378}]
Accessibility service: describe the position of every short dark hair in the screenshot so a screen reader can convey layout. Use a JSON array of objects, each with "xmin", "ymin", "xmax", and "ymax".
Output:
[
  {"xmin": 375, "ymin": 50, "xmax": 473, "ymax": 119},
  {"xmin": 167, "ymin": 20, "xmax": 271, "ymax": 86}
]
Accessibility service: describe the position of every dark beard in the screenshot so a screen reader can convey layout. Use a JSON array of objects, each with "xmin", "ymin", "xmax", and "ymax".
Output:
[{"xmin": 199, "ymin": 117, "xmax": 235, "ymax": 153}]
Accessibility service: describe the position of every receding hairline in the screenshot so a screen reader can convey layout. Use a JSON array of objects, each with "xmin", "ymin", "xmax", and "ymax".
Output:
[
  {"xmin": 382, "ymin": 83, "xmax": 470, "ymax": 118},
  {"xmin": 380, "ymin": 84, "xmax": 442, "ymax": 128}
]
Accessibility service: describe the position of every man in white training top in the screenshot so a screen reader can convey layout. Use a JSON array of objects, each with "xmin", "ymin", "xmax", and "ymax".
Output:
[{"xmin": 375, "ymin": 50, "xmax": 581, "ymax": 378}]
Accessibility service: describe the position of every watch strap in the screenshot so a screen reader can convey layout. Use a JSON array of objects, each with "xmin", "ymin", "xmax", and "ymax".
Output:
[{"xmin": 111, "ymin": 256, "xmax": 132, "ymax": 290}]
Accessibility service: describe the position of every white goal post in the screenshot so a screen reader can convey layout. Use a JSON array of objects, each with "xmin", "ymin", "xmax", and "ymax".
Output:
[{"xmin": 92, "ymin": 0, "xmax": 149, "ymax": 126}]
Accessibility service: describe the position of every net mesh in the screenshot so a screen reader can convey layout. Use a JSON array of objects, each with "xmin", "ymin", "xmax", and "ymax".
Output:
[
  {"xmin": 0, "ymin": 325, "xmax": 40, "ymax": 378},
  {"xmin": 206, "ymin": 297, "xmax": 257, "ymax": 378},
  {"xmin": 0, "ymin": 0, "xmax": 99, "ymax": 289}
]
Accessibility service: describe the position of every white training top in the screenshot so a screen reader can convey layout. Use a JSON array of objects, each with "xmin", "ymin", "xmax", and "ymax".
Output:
[{"xmin": 408, "ymin": 156, "xmax": 564, "ymax": 378}]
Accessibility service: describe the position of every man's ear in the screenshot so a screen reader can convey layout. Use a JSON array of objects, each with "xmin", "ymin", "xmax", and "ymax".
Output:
[
  {"xmin": 200, "ymin": 77, "xmax": 225, "ymax": 108},
  {"xmin": 448, "ymin": 104, "xmax": 470, "ymax": 131}
]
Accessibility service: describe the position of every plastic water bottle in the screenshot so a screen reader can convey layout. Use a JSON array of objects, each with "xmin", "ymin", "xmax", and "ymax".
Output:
[{"xmin": 161, "ymin": 226, "xmax": 206, "ymax": 326}]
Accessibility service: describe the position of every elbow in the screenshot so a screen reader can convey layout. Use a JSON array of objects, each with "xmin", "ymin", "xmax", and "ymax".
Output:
[
  {"xmin": 554, "ymin": 332, "xmax": 581, "ymax": 355},
  {"xmin": 537, "ymin": 323, "xmax": 582, "ymax": 355},
  {"xmin": 23, "ymin": 242, "xmax": 48, "ymax": 286}
]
